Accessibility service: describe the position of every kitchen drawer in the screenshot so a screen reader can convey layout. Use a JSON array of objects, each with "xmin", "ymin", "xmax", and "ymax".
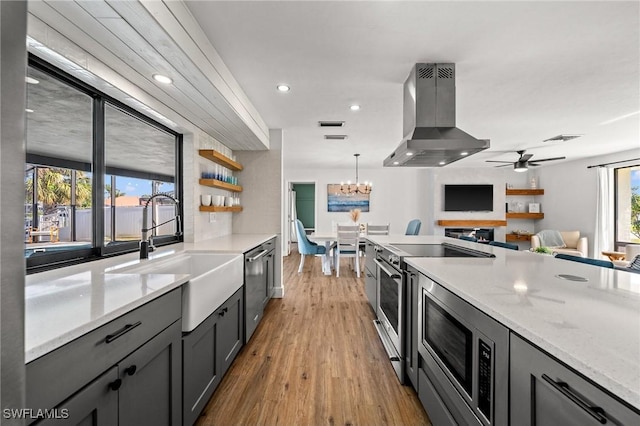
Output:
[
  {"xmin": 27, "ymin": 288, "xmax": 181, "ymax": 412},
  {"xmin": 364, "ymin": 240, "xmax": 377, "ymax": 276}
]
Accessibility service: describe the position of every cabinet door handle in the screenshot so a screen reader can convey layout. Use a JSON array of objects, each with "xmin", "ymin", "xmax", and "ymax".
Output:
[
  {"xmin": 125, "ymin": 365, "xmax": 137, "ymax": 376},
  {"xmin": 541, "ymin": 374, "xmax": 607, "ymax": 424},
  {"xmin": 109, "ymin": 378, "xmax": 122, "ymax": 391},
  {"xmin": 219, "ymin": 307, "xmax": 228, "ymax": 317},
  {"xmin": 105, "ymin": 321, "xmax": 142, "ymax": 343}
]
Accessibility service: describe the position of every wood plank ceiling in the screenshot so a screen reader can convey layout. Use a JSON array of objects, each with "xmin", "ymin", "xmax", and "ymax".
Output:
[{"xmin": 27, "ymin": 0, "xmax": 270, "ymax": 151}]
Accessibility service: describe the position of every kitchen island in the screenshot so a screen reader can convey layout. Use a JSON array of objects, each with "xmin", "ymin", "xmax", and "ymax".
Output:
[{"xmin": 366, "ymin": 235, "xmax": 639, "ymax": 423}]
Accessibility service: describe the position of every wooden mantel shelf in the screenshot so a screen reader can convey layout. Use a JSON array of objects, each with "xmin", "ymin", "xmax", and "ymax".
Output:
[
  {"xmin": 437, "ymin": 219, "xmax": 508, "ymax": 227},
  {"xmin": 506, "ymin": 213, "xmax": 544, "ymax": 219}
]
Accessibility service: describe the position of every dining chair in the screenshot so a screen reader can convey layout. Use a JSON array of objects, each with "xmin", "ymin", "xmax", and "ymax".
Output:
[
  {"xmin": 554, "ymin": 253, "xmax": 613, "ymax": 269},
  {"xmin": 459, "ymin": 235, "xmax": 477, "ymax": 242},
  {"xmin": 405, "ymin": 219, "xmax": 421, "ymax": 235},
  {"xmin": 489, "ymin": 241, "xmax": 519, "ymax": 250},
  {"xmin": 334, "ymin": 224, "xmax": 360, "ymax": 278},
  {"xmin": 367, "ymin": 224, "xmax": 390, "ymax": 236},
  {"xmin": 295, "ymin": 219, "xmax": 326, "ymax": 273}
]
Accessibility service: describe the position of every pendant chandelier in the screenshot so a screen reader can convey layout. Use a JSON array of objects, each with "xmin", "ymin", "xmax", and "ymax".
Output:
[{"xmin": 340, "ymin": 153, "xmax": 372, "ymax": 195}]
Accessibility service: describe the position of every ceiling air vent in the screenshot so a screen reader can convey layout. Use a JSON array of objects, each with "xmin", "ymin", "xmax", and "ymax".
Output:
[
  {"xmin": 543, "ymin": 134, "xmax": 583, "ymax": 142},
  {"xmin": 324, "ymin": 135, "xmax": 348, "ymax": 140},
  {"xmin": 318, "ymin": 121, "xmax": 345, "ymax": 127}
]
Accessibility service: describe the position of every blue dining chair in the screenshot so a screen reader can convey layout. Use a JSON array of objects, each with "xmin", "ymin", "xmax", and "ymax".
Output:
[
  {"xmin": 554, "ymin": 253, "xmax": 613, "ymax": 269},
  {"xmin": 459, "ymin": 235, "xmax": 477, "ymax": 242},
  {"xmin": 295, "ymin": 219, "xmax": 326, "ymax": 273},
  {"xmin": 405, "ymin": 219, "xmax": 421, "ymax": 235},
  {"xmin": 489, "ymin": 241, "xmax": 519, "ymax": 250}
]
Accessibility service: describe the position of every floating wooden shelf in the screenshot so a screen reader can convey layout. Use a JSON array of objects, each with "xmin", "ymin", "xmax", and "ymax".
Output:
[
  {"xmin": 506, "ymin": 189, "xmax": 544, "ymax": 196},
  {"xmin": 199, "ymin": 178, "xmax": 243, "ymax": 192},
  {"xmin": 437, "ymin": 220, "xmax": 508, "ymax": 227},
  {"xmin": 198, "ymin": 150, "xmax": 243, "ymax": 171},
  {"xmin": 506, "ymin": 234, "xmax": 533, "ymax": 242},
  {"xmin": 199, "ymin": 205, "xmax": 243, "ymax": 213},
  {"xmin": 506, "ymin": 213, "xmax": 544, "ymax": 219}
]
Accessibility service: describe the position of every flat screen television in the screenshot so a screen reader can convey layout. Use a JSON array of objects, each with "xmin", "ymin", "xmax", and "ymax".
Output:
[{"xmin": 444, "ymin": 184, "xmax": 493, "ymax": 212}]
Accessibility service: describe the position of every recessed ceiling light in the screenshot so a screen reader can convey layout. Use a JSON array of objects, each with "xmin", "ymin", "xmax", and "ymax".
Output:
[
  {"xmin": 393, "ymin": 161, "xmax": 399, "ymax": 165},
  {"xmin": 350, "ymin": 104, "xmax": 360, "ymax": 111},
  {"xmin": 25, "ymin": 77, "xmax": 39, "ymax": 84},
  {"xmin": 152, "ymin": 74, "xmax": 173, "ymax": 84},
  {"xmin": 460, "ymin": 152, "xmax": 468, "ymax": 156},
  {"xmin": 439, "ymin": 161, "xmax": 446, "ymax": 165},
  {"xmin": 406, "ymin": 152, "xmax": 413, "ymax": 156},
  {"xmin": 25, "ymin": 108, "xmax": 34, "ymax": 113},
  {"xmin": 277, "ymin": 84, "xmax": 290, "ymax": 92}
]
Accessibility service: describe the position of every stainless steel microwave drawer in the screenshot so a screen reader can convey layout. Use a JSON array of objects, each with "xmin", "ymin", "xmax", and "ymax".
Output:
[{"xmin": 27, "ymin": 288, "xmax": 181, "ymax": 412}]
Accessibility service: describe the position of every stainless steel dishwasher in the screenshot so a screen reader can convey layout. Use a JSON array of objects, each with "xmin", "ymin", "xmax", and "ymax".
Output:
[{"xmin": 244, "ymin": 239, "xmax": 275, "ymax": 342}]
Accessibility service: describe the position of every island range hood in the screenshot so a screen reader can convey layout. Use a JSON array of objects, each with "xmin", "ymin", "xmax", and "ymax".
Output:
[{"xmin": 383, "ymin": 63, "xmax": 489, "ymax": 167}]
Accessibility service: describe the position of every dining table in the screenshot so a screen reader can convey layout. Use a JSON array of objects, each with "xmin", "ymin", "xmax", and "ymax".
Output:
[{"xmin": 308, "ymin": 232, "xmax": 367, "ymax": 276}]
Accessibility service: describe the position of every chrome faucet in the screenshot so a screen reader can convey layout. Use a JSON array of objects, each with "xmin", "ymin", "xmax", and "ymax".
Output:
[{"xmin": 140, "ymin": 192, "xmax": 182, "ymax": 259}]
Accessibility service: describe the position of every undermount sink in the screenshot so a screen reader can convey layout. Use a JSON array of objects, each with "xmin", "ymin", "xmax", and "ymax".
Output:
[{"xmin": 108, "ymin": 252, "xmax": 244, "ymax": 332}]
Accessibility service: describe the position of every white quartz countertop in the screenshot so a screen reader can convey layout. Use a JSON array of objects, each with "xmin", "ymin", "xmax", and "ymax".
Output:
[
  {"xmin": 25, "ymin": 233, "xmax": 277, "ymax": 362},
  {"xmin": 366, "ymin": 235, "xmax": 640, "ymax": 411}
]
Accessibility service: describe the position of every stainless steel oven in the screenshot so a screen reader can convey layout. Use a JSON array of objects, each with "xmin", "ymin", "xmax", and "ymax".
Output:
[
  {"xmin": 372, "ymin": 242, "xmax": 495, "ymax": 385},
  {"xmin": 373, "ymin": 253, "xmax": 404, "ymax": 381},
  {"xmin": 418, "ymin": 273, "xmax": 508, "ymax": 425}
]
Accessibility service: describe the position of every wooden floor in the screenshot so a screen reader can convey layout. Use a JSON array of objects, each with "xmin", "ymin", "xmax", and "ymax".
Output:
[{"xmin": 196, "ymin": 249, "xmax": 431, "ymax": 426}]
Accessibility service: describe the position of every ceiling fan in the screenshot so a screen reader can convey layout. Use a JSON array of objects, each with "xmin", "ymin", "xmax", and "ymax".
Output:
[{"xmin": 486, "ymin": 150, "xmax": 566, "ymax": 172}]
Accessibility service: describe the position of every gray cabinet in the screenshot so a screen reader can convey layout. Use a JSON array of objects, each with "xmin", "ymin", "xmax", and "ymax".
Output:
[
  {"xmin": 364, "ymin": 240, "xmax": 377, "ymax": 312},
  {"xmin": 38, "ymin": 368, "xmax": 118, "ymax": 426},
  {"xmin": 510, "ymin": 334, "xmax": 639, "ymax": 425},
  {"xmin": 30, "ymin": 289, "xmax": 183, "ymax": 426},
  {"xmin": 182, "ymin": 287, "xmax": 244, "ymax": 426},
  {"xmin": 119, "ymin": 320, "xmax": 182, "ymax": 426},
  {"xmin": 404, "ymin": 266, "xmax": 419, "ymax": 390}
]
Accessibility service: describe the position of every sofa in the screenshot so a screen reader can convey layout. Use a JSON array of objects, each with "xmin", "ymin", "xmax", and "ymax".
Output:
[{"xmin": 531, "ymin": 231, "xmax": 588, "ymax": 257}]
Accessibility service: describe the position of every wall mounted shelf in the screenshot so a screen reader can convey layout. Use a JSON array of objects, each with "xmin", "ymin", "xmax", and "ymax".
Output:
[
  {"xmin": 506, "ymin": 234, "xmax": 533, "ymax": 242},
  {"xmin": 506, "ymin": 189, "xmax": 544, "ymax": 196},
  {"xmin": 506, "ymin": 213, "xmax": 544, "ymax": 220},
  {"xmin": 199, "ymin": 206, "xmax": 243, "ymax": 213},
  {"xmin": 198, "ymin": 150, "xmax": 243, "ymax": 171},
  {"xmin": 198, "ymin": 178, "xmax": 243, "ymax": 192},
  {"xmin": 437, "ymin": 220, "xmax": 508, "ymax": 227}
]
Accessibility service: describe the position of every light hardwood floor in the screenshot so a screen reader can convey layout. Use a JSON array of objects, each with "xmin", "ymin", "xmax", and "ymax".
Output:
[{"xmin": 196, "ymin": 249, "xmax": 431, "ymax": 426}]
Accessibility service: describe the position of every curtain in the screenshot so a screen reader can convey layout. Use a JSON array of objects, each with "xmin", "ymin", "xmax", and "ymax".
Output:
[{"xmin": 594, "ymin": 167, "xmax": 613, "ymax": 258}]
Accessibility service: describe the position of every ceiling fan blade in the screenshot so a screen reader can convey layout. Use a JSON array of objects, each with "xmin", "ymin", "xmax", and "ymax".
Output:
[
  {"xmin": 528, "ymin": 163, "xmax": 541, "ymax": 167},
  {"xmin": 529, "ymin": 156, "xmax": 566, "ymax": 163},
  {"xmin": 485, "ymin": 160, "xmax": 513, "ymax": 164},
  {"xmin": 520, "ymin": 154, "xmax": 534, "ymax": 162},
  {"xmin": 494, "ymin": 164, "xmax": 513, "ymax": 168}
]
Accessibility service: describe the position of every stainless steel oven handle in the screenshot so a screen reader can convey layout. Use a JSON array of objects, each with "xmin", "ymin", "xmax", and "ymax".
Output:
[{"xmin": 374, "ymin": 259, "xmax": 402, "ymax": 280}]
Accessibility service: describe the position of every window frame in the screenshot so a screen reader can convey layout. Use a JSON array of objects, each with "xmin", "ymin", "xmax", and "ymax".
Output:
[
  {"xmin": 614, "ymin": 164, "xmax": 640, "ymax": 249},
  {"xmin": 26, "ymin": 55, "xmax": 183, "ymax": 273}
]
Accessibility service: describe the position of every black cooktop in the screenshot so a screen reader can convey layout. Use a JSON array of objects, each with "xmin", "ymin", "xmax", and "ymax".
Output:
[{"xmin": 386, "ymin": 243, "xmax": 494, "ymax": 258}]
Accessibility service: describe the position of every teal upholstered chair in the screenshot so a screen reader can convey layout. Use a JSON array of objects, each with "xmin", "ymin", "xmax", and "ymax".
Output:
[
  {"xmin": 295, "ymin": 219, "xmax": 326, "ymax": 273},
  {"xmin": 489, "ymin": 241, "xmax": 519, "ymax": 250},
  {"xmin": 405, "ymin": 219, "xmax": 421, "ymax": 235},
  {"xmin": 555, "ymin": 253, "xmax": 613, "ymax": 269},
  {"xmin": 459, "ymin": 235, "xmax": 477, "ymax": 242}
]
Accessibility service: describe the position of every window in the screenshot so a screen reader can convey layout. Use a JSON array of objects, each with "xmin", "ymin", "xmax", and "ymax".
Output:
[
  {"xmin": 25, "ymin": 56, "xmax": 182, "ymax": 271},
  {"xmin": 615, "ymin": 165, "xmax": 640, "ymax": 247}
]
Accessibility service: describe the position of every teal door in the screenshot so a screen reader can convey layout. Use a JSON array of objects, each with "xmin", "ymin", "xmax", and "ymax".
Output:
[{"xmin": 292, "ymin": 184, "xmax": 315, "ymax": 232}]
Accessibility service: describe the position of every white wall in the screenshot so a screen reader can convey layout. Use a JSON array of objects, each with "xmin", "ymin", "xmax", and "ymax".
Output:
[
  {"xmin": 532, "ymin": 148, "xmax": 639, "ymax": 257},
  {"xmin": 428, "ymin": 167, "xmax": 529, "ymax": 242},
  {"xmin": 284, "ymin": 167, "xmax": 427, "ymax": 236}
]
